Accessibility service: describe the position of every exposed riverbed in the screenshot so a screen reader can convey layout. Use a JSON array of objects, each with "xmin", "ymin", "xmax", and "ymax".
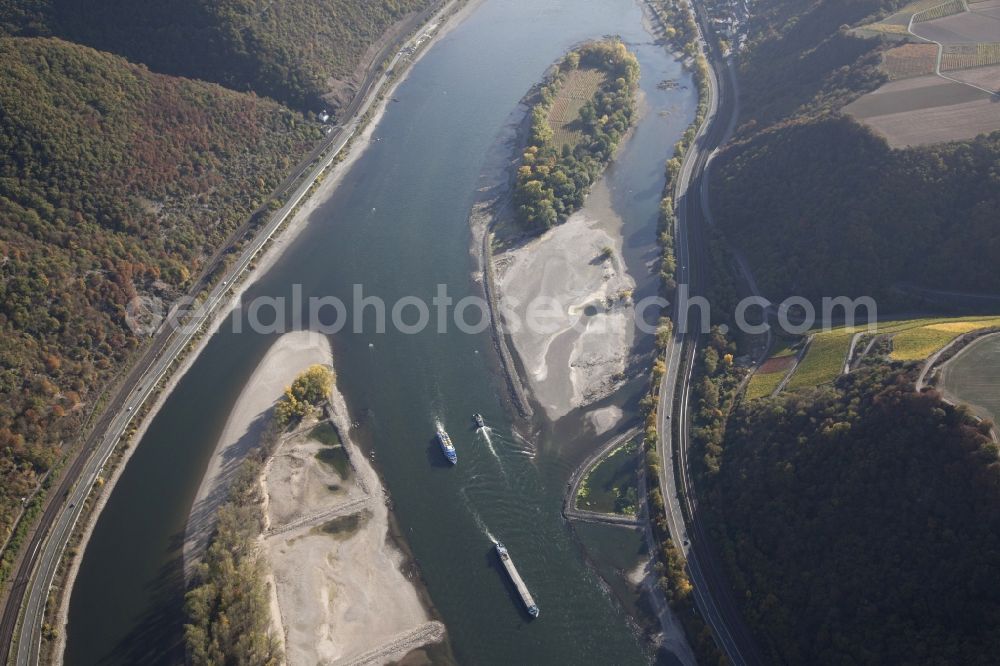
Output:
[{"xmin": 65, "ymin": 1, "xmax": 697, "ymax": 664}]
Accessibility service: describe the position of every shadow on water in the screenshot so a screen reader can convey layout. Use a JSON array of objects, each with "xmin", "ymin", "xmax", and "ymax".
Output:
[
  {"xmin": 484, "ymin": 546, "xmax": 537, "ymax": 623},
  {"xmin": 425, "ymin": 436, "xmax": 453, "ymax": 468},
  {"xmin": 102, "ymin": 534, "xmax": 186, "ymax": 665},
  {"xmin": 68, "ymin": 2, "xmax": 699, "ymax": 663},
  {"xmin": 104, "ymin": 408, "xmax": 275, "ymax": 665},
  {"xmin": 186, "ymin": 409, "xmax": 272, "ymax": 562}
]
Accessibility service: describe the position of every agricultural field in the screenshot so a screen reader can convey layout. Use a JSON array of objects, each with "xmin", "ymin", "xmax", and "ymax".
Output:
[
  {"xmin": 786, "ymin": 330, "xmax": 856, "ymax": 391},
  {"xmin": 547, "ymin": 68, "xmax": 606, "ymax": 149},
  {"xmin": 941, "ymin": 42, "xmax": 1000, "ymax": 70},
  {"xmin": 854, "ymin": 0, "xmax": 951, "ymax": 37},
  {"xmin": 889, "ymin": 317, "xmax": 1000, "ymax": 359},
  {"xmin": 844, "ymin": 74, "xmax": 999, "ymax": 147},
  {"xmin": 913, "ymin": 0, "xmax": 966, "ymax": 23},
  {"xmin": 911, "ymin": 2, "xmax": 1000, "ymax": 43},
  {"xmin": 783, "ymin": 316, "xmax": 1000, "ymax": 390},
  {"xmin": 938, "ymin": 333, "xmax": 1000, "ymax": 426},
  {"xmin": 575, "ymin": 439, "xmax": 639, "ymax": 516},
  {"xmin": 949, "ymin": 63, "xmax": 1000, "ymax": 90},
  {"xmin": 745, "ymin": 340, "xmax": 801, "ymax": 400},
  {"xmin": 745, "ymin": 357, "xmax": 794, "ymax": 400},
  {"xmin": 881, "ymin": 43, "xmax": 939, "ymax": 79}
]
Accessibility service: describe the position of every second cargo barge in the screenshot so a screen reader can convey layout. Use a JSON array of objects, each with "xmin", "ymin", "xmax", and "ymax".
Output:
[{"xmin": 495, "ymin": 541, "xmax": 539, "ymax": 618}]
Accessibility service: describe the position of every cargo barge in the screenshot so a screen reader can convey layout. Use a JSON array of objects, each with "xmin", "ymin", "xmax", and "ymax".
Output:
[{"xmin": 495, "ymin": 541, "xmax": 539, "ymax": 618}]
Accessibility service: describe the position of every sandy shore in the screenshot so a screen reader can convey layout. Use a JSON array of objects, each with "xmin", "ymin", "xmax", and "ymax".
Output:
[
  {"xmin": 587, "ymin": 405, "xmax": 623, "ymax": 435},
  {"xmin": 183, "ymin": 330, "xmax": 334, "ymax": 575},
  {"xmin": 54, "ymin": 2, "xmax": 475, "ymax": 660},
  {"xmin": 496, "ymin": 177, "xmax": 636, "ymax": 420},
  {"xmin": 474, "ymin": 83, "xmax": 649, "ymax": 422},
  {"xmin": 182, "ymin": 329, "xmax": 443, "ymax": 664},
  {"xmin": 263, "ymin": 382, "xmax": 440, "ymax": 665}
]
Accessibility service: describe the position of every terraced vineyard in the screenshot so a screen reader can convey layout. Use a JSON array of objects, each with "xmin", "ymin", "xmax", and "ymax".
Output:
[
  {"xmin": 785, "ymin": 330, "xmax": 855, "ymax": 391},
  {"xmin": 775, "ymin": 316, "xmax": 1000, "ymax": 392},
  {"xmin": 941, "ymin": 42, "xmax": 1000, "ymax": 69},
  {"xmin": 854, "ymin": 22, "xmax": 910, "ymax": 37},
  {"xmin": 856, "ymin": 0, "xmax": 954, "ymax": 35},
  {"xmin": 547, "ymin": 68, "xmax": 606, "ymax": 149},
  {"xmin": 881, "ymin": 43, "xmax": 939, "ymax": 78},
  {"xmin": 890, "ymin": 318, "xmax": 1000, "ymax": 360},
  {"xmin": 913, "ymin": 0, "xmax": 966, "ymax": 22},
  {"xmin": 745, "ymin": 341, "xmax": 799, "ymax": 400}
]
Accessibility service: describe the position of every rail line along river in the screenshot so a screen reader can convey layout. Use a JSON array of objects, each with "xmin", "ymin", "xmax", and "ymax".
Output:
[{"xmin": 65, "ymin": 0, "xmax": 697, "ymax": 663}]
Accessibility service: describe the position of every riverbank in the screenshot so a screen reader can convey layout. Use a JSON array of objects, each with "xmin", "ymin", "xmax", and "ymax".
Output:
[
  {"xmin": 469, "ymin": 98, "xmax": 535, "ymax": 419},
  {"xmin": 51, "ymin": 2, "xmax": 475, "ymax": 661},
  {"xmin": 473, "ymin": 47, "xmax": 645, "ymax": 422},
  {"xmin": 262, "ymin": 371, "xmax": 445, "ymax": 665},
  {"xmin": 60, "ymin": 3, "xmax": 697, "ymax": 665},
  {"xmin": 470, "ymin": 26, "xmax": 700, "ymax": 659},
  {"xmin": 496, "ymin": 173, "xmax": 639, "ymax": 420},
  {"xmin": 183, "ymin": 331, "xmax": 333, "ymax": 577}
]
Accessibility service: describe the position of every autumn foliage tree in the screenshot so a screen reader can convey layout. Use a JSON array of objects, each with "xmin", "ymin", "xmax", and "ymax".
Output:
[
  {"xmin": 274, "ymin": 365, "xmax": 334, "ymax": 427},
  {"xmin": 0, "ymin": 36, "xmax": 321, "ymax": 561},
  {"xmin": 514, "ymin": 40, "xmax": 639, "ymax": 231}
]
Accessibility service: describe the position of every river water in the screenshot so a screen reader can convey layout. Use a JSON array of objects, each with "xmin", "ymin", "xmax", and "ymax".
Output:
[{"xmin": 65, "ymin": 1, "xmax": 696, "ymax": 663}]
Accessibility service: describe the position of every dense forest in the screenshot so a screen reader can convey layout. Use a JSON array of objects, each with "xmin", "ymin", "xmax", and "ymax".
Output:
[
  {"xmin": 712, "ymin": 118, "xmax": 1000, "ymax": 300},
  {"xmin": 707, "ymin": 365, "xmax": 1000, "ymax": 663},
  {"xmin": 514, "ymin": 40, "xmax": 639, "ymax": 230},
  {"xmin": 0, "ymin": 0, "xmax": 433, "ymax": 110},
  {"xmin": 0, "ymin": 35, "xmax": 320, "ymax": 565},
  {"xmin": 709, "ymin": 0, "xmax": 1000, "ymax": 302}
]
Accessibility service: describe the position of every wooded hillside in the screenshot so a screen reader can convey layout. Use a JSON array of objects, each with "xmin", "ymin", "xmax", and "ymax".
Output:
[
  {"xmin": 0, "ymin": 35, "xmax": 320, "ymax": 560},
  {"xmin": 712, "ymin": 117, "xmax": 1000, "ymax": 300},
  {"xmin": 0, "ymin": 0, "xmax": 434, "ymax": 110},
  {"xmin": 698, "ymin": 1, "xmax": 1000, "ymax": 660},
  {"xmin": 708, "ymin": 366, "xmax": 1000, "ymax": 664},
  {"xmin": 709, "ymin": 0, "xmax": 1000, "ymax": 302}
]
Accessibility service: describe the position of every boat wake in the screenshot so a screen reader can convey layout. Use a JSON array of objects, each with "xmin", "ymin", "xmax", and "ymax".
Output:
[
  {"xmin": 510, "ymin": 430, "xmax": 536, "ymax": 459},
  {"xmin": 460, "ymin": 486, "xmax": 497, "ymax": 544},
  {"xmin": 478, "ymin": 427, "xmax": 507, "ymax": 478}
]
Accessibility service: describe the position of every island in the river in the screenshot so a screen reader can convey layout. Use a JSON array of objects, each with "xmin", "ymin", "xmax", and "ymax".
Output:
[
  {"xmin": 183, "ymin": 332, "xmax": 449, "ymax": 666},
  {"xmin": 477, "ymin": 39, "xmax": 642, "ymax": 420}
]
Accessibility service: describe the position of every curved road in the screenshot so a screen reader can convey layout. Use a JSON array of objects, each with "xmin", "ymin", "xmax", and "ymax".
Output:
[
  {"xmin": 0, "ymin": 3, "xmax": 457, "ymax": 663},
  {"xmin": 563, "ymin": 427, "xmax": 642, "ymax": 528},
  {"xmin": 654, "ymin": 6, "xmax": 764, "ymax": 666}
]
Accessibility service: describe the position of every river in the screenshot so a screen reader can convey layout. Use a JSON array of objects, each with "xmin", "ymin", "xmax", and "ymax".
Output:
[{"xmin": 65, "ymin": 1, "xmax": 697, "ymax": 663}]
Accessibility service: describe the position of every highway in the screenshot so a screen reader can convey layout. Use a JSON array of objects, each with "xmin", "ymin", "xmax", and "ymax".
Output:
[
  {"xmin": 653, "ymin": 4, "xmax": 764, "ymax": 665},
  {"xmin": 0, "ymin": 2, "xmax": 458, "ymax": 663}
]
